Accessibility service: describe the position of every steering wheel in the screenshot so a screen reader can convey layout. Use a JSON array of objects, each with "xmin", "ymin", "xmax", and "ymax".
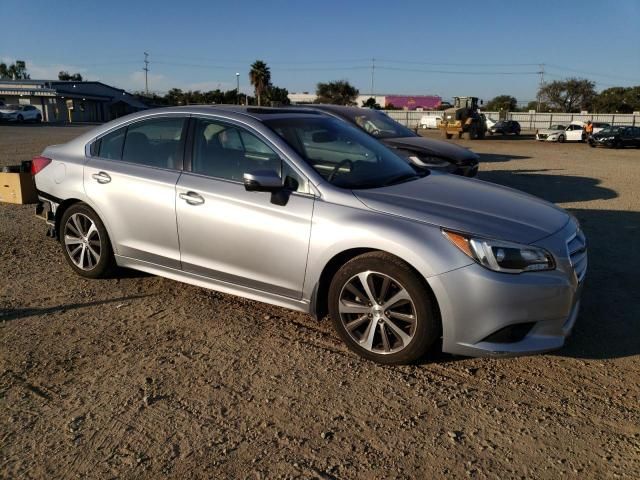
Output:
[{"xmin": 328, "ymin": 159, "xmax": 353, "ymax": 182}]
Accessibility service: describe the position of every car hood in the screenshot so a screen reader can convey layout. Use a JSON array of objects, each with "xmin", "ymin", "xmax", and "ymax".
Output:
[
  {"xmin": 381, "ymin": 136, "xmax": 479, "ymax": 165},
  {"xmin": 538, "ymin": 129, "xmax": 563, "ymax": 135},
  {"xmin": 353, "ymin": 172, "xmax": 569, "ymax": 244}
]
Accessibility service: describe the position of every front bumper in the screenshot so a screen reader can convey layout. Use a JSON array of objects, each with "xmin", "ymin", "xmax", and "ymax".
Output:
[
  {"xmin": 429, "ymin": 220, "xmax": 586, "ymax": 357},
  {"xmin": 536, "ymin": 134, "xmax": 558, "ymax": 142}
]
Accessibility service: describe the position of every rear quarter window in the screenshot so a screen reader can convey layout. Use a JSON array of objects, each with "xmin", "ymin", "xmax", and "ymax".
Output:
[{"xmin": 93, "ymin": 127, "xmax": 126, "ymax": 159}]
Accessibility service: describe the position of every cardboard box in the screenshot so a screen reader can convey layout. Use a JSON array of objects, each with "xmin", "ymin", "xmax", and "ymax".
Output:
[{"xmin": 0, "ymin": 172, "xmax": 38, "ymax": 204}]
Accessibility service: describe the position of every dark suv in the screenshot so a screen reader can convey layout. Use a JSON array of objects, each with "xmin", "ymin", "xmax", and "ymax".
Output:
[
  {"xmin": 489, "ymin": 120, "xmax": 521, "ymax": 136},
  {"xmin": 588, "ymin": 126, "xmax": 640, "ymax": 148}
]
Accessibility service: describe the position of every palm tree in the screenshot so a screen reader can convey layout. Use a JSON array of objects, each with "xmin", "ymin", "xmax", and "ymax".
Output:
[{"xmin": 249, "ymin": 60, "xmax": 271, "ymax": 106}]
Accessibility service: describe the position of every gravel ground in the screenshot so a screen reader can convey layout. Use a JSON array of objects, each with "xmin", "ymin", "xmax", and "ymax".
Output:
[{"xmin": 1, "ymin": 124, "xmax": 639, "ymax": 479}]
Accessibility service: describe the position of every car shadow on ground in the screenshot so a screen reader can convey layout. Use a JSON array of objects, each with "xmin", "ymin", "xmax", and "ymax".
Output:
[
  {"xmin": 485, "ymin": 133, "xmax": 537, "ymax": 141},
  {"xmin": 479, "ymin": 153, "xmax": 531, "ymax": 163},
  {"xmin": 479, "ymin": 169, "xmax": 617, "ymax": 204},
  {"xmin": 478, "ymin": 169, "xmax": 637, "ymax": 360},
  {"xmin": 558, "ymin": 208, "xmax": 640, "ymax": 360},
  {"xmin": 0, "ymin": 294, "xmax": 153, "ymax": 322}
]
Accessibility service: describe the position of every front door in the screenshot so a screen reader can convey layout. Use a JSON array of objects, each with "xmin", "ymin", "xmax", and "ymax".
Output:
[
  {"xmin": 176, "ymin": 117, "xmax": 314, "ymax": 298},
  {"xmin": 84, "ymin": 116, "xmax": 187, "ymax": 268}
]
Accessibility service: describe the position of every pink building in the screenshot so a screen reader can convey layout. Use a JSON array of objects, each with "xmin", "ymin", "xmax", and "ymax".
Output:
[{"xmin": 384, "ymin": 95, "xmax": 441, "ymax": 110}]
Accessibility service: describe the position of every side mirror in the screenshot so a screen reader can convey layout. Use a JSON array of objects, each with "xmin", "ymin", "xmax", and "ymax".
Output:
[{"xmin": 243, "ymin": 170, "xmax": 283, "ymax": 192}]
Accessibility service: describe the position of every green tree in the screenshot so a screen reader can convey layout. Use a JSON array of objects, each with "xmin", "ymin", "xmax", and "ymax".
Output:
[
  {"xmin": 265, "ymin": 85, "xmax": 290, "ymax": 106},
  {"xmin": 58, "ymin": 71, "xmax": 83, "ymax": 81},
  {"xmin": 315, "ymin": 80, "xmax": 359, "ymax": 105},
  {"xmin": 538, "ymin": 78, "xmax": 596, "ymax": 112},
  {"xmin": 249, "ymin": 60, "xmax": 271, "ymax": 106},
  {"xmin": 0, "ymin": 60, "xmax": 30, "ymax": 79},
  {"xmin": 485, "ymin": 95, "xmax": 517, "ymax": 112},
  {"xmin": 362, "ymin": 97, "xmax": 381, "ymax": 109},
  {"xmin": 591, "ymin": 86, "xmax": 640, "ymax": 113}
]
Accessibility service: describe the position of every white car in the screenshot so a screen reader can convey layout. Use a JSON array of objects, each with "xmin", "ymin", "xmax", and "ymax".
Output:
[
  {"xmin": 483, "ymin": 116, "xmax": 498, "ymax": 131},
  {"xmin": 418, "ymin": 114, "xmax": 442, "ymax": 129},
  {"xmin": 0, "ymin": 104, "xmax": 42, "ymax": 123},
  {"xmin": 536, "ymin": 123, "xmax": 585, "ymax": 143}
]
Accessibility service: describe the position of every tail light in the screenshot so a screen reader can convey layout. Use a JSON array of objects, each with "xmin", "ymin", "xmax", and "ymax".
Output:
[{"xmin": 31, "ymin": 156, "xmax": 52, "ymax": 175}]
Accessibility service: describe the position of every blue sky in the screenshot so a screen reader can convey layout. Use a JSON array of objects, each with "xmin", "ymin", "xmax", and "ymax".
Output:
[{"xmin": 2, "ymin": 0, "xmax": 639, "ymax": 103}]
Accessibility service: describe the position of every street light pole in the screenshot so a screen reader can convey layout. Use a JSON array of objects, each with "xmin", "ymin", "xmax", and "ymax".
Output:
[{"xmin": 236, "ymin": 73, "xmax": 240, "ymax": 105}]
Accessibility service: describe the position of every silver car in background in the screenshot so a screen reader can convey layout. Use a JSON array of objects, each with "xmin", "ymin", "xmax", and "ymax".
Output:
[{"xmin": 33, "ymin": 106, "xmax": 586, "ymax": 364}]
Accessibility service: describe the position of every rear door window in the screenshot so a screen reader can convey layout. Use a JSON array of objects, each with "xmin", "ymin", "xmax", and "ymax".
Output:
[
  {"xmin": 93, "ymin": 127, "xmax": 126, "ymax": 159},
  {"xmin": 92, "ymin": 117, "xmax": 186, "ymax": 169},
  {"xmin": 122, "ymin": 117, "xmax": 186, "ymax": 169}
]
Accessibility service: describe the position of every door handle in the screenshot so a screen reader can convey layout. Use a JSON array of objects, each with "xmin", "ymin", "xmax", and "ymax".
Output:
[
  {"xmin": 91, "ymin": 171, "xmax": 111, "ymax": 184},
  {"xmin": 179, "ymin": 191, "xmax": 205, "ymax": 205}
]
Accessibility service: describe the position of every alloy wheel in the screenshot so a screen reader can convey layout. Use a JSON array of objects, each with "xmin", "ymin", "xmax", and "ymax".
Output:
[
  {"xmin": 64, "ymin": 213, "xmax": 101, "ymax": 270},
  {"xmin": 338, "ymin": 271, "xmax": 417, "ymax": 354}
]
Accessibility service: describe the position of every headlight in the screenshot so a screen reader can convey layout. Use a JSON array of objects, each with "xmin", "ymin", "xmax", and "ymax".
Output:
[{"xmin": 443, "ymin": 229, "xmax": 555, "ymax": 273}]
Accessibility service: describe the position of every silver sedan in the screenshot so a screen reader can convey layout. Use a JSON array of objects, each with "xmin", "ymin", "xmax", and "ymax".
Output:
[{"xmin": 33, "ymin": 106, "xmax": 586, "ymax": 364}]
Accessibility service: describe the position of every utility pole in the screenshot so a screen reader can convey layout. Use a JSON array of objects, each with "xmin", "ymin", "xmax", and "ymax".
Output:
[
  {"xmin": 143, "ymin": 52, "xmax": 150, "ymax": 95},
  {"xmin": 536, "ymin": 63, "xmax": 545, "ymax": 112},
  {"xmin": 236, "ymin": 72, "xmax": 240, "ymax": 105},
  {"xmin": 370, "ymin": 57, "xmax": 375, "ymax": 98}
]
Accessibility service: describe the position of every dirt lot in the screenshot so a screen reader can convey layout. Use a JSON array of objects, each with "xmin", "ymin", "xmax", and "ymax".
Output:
[{"xmin": 1, "ymin": 124, "xmax": 639, "ymax": 479}]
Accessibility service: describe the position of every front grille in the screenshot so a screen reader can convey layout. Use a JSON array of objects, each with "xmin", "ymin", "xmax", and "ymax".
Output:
[
  {"xmin": 567, "ymin": 229, "xmax": 588, "ymax": 282},
  {"xmin": 538, "ymin": 134, "xmax": 548, "ymax": 139}
]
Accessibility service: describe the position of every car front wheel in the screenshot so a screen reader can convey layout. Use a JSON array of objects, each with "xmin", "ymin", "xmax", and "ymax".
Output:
[
  {"xmin": 328, "ymin": 252, "xmax": 439, "ymax": 364},
  {"xmin": 59, "ymin": 203, "xmax": 115, "ymax": 278}
]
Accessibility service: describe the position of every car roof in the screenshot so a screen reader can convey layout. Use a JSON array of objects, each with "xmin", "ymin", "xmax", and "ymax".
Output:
[
  {"xmin": 190, "ymin": 104, "xmax": 323, "ymax": 121},
  {"xmin": 294, "ymin": 104, "xmax": 369, "ymax": 117}
]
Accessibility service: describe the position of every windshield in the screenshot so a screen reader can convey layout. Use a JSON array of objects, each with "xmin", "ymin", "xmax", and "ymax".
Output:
[
  {"xmin": 598, "ymin": 126, "xmax": 621, "ymax": 135},
  {"xmin": 347, "ymin": 109, "xmax": 418, "ymax": 139},
  {"xmin": 2, "ymin": 104, "xmax": 20, "ymax": 110},
  {"xmin": 264, "ymin": 116, "xmax": 421, "ymax": 189}
]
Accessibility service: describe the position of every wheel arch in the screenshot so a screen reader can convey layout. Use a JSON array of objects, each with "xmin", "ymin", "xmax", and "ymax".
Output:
[
  {"xmin": 55, "ymin": 198, "xmax": 116, "ymax": 254},
  {"xmin": 55, "ymin": 198, "xmax": 83, "ymax": 240},
  {"xmin": 309, "ymin": 248, "xmax": 442, "ymax": 338}
]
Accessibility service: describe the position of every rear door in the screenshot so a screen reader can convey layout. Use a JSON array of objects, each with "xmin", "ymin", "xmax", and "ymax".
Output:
[
  {"xmin": 84, "ymin": 115, "xmax": 187, "ymax": 268},
  {"xmin": 175, "ymin": 117, "xmax": 314, "ymax": 298}
]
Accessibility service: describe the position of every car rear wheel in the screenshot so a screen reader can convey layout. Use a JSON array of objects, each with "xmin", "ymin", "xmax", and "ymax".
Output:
[
  {"xmin": 60, "ymin": 203, "xmax": 115, "ymax": 278},
  {"xmin": 328, "ymin": 252, "xmax": 439, "ymax": 364}
]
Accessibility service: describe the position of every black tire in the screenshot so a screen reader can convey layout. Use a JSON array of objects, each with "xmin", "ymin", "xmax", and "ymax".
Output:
[
  {"xmin": 328, "ymin": 251, "xmax": 439, "ymax": 365},
  {"xmin": 589, "ymin": 142, "xmax": 596, "ymax": 148},
  {"xmin": 59, "ymin": 203, "xmax": 115, "ymax": 279},
  {"xmin": 35, "ymin": 114, "xmax": 42, "ymax": 123},
  {"xmin": 614, "ymin": 139, "xmax": 623, "ymax": 149},
  {"xmin": 17, "ymin": 114, "xmax": 24, "ymax": 123},
  {"xmin": 558, "ymin": 134, "xmax": 565, "ymax": 143}
]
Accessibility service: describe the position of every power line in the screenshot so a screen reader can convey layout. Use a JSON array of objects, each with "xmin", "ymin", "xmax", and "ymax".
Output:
[
  {"xmin": 376, "ymin": 66, "xmax": 540, "ymax": 75},
  {"xmin": 546, "ymin": 63, "xmax": 638, "ymax": 82},
  {"xmin": 375, "ymin": 59, "xmax": 541, "ymax": 67}
]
